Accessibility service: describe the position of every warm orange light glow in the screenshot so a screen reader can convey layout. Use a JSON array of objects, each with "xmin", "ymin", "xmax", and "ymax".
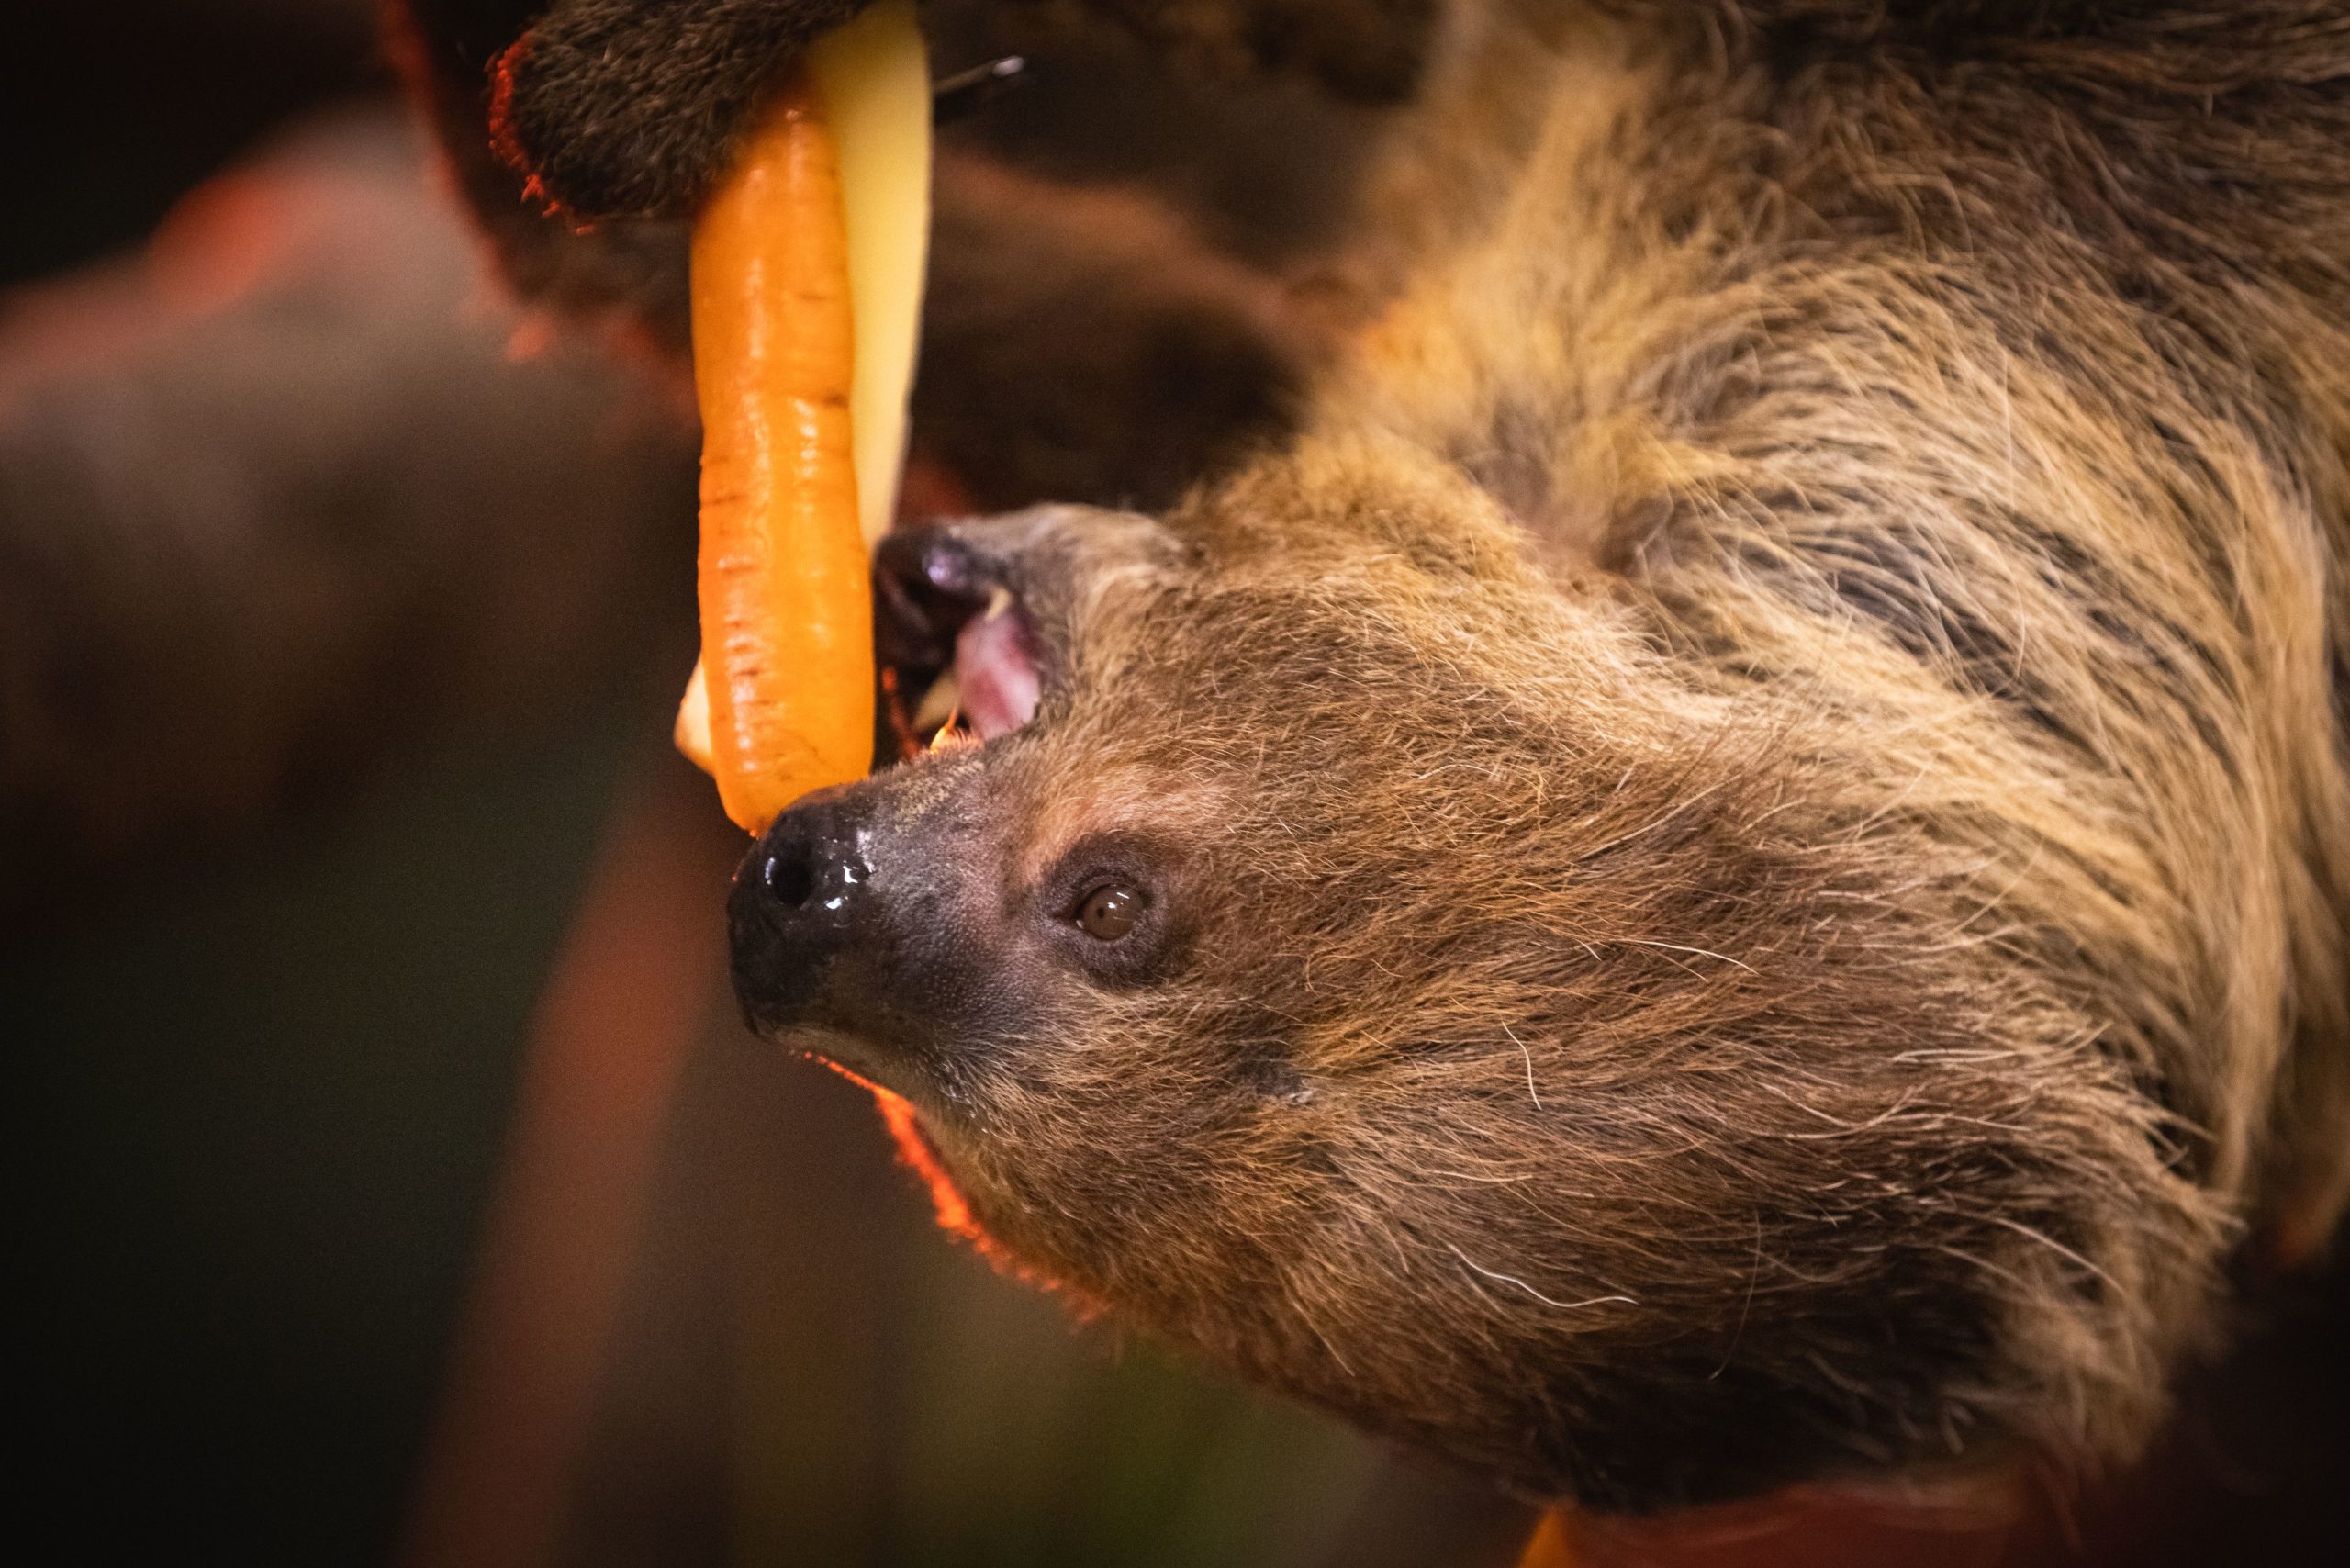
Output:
[
  {"xmin": 874, "ymin": 1088, "xmax": 982, "ymax": 1238},
  {"xmin": 802, "ymin": 1056, "xmax": 982, "ymax": 1242},
  {"xmin": 486, "ymin": 35, "xmax": 559, "ymax": 218},
  {"xmin": 800, "ymin": 1053, "xmax": 1083, "ymax": 1303}
]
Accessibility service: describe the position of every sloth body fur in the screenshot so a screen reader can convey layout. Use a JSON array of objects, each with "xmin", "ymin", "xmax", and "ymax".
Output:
[{"xmin": 1115, "ymin": 0, "xmax": 2350, "ymax": 1506}]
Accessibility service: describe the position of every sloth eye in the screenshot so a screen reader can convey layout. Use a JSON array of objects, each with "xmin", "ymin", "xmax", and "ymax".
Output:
[{"xmin": 1074, "ymin": 883, "xmax": 1144, "ymax": 940}]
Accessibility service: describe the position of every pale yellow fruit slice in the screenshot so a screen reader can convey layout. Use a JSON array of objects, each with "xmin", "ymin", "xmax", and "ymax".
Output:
[
  {"xmin": 677, "ymin": 0, "xmax": 931, "ymax": 778},
  {"xmin": 674, "ymin": 659, "xmax": 713, "ymax": 771},
  {"xmin": 810, "ymin": 0, "xmax": 933, "ymax": 549}
]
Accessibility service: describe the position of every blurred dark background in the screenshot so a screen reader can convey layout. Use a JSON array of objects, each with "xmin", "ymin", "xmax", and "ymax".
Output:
[
  {"xmin": 4, "ymin": 6, "xmax": 2344, "ymax": 1568},
  {"xmin": 1, "ymin": 4, "xmax": 381, "ymax": 291}
]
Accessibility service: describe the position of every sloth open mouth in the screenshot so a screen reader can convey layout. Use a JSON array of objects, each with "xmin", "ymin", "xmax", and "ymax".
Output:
[{"xmin": 874, "ymin": 529, "xmax": 1044, "ymax": 754}]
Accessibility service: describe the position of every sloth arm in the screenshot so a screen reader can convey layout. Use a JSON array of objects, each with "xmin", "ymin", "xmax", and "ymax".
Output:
[
  {"xmin": 392, "ymin": 0, "xmax": 1438, "ymax": 222},
  {"xmin": 386, "ymin": 0, "xmax": 1367, "ymax": 511}
]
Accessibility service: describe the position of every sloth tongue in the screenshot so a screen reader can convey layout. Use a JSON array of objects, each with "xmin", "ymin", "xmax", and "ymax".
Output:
[{"xmin": 953, "ymin": 598, "xmax": 1040, "ymax": 741}]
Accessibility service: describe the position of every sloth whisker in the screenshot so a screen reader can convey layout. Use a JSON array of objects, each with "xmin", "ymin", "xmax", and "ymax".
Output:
[
  {"xmin": 1448, "ymin": 1244, "xmax": 1638, "ymax": 1312},
  {"xmin": 1503, "ymin": 1022, "xmax": 1543, "ymax": 1110},
  {"xmin": 1617, "ymin": 938, "xmax": 1757, "ymax": 974}
]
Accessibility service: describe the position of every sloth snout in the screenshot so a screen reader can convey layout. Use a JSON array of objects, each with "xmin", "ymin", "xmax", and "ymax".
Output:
[{"xmin": 727, "ymin": 786, "xmax": 875, "ymax": 1038}]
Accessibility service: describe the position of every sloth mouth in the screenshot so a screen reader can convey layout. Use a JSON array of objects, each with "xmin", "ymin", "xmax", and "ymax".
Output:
[
  {"xmin": 953, "ymin": 591, "xmax": 1042, "ymax": 741},
  {"xmin": 875, "ymin": 527, "xmax": 1044, "ymax": 754}
]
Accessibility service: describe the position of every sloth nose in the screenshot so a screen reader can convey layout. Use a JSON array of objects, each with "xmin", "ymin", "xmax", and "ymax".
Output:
[
  {"xmin": 727, "ymin": 786, "xmax": 873, "ymax": 1036},
  {"xmin": 724, "ymin": 767, "xmax": 1030, "ymax": 1096},
  {"xmin": 755, "ymin": 798, "xmax": 859, "ymax": 913}
]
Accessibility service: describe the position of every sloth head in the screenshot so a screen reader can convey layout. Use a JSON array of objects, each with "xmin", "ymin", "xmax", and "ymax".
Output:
[{"xmin": 728, "ymin": 462, "xmax": 2177, "ymax": 1513}]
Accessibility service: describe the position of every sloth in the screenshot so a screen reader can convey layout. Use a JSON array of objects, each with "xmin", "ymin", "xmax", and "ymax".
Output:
[{"xmin": 395, "ymin": 0, "xmax": 2350, "ymax": 1522}]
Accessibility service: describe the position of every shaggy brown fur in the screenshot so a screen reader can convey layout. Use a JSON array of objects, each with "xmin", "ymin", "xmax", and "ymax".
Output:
[{"xmin": 398, "ymin": 0, "xmax": 2350, "ymax": 1518}]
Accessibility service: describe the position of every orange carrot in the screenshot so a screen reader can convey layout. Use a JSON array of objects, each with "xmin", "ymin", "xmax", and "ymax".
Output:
[{"xmin": 690, "ymin": 70, "xmax": 872, "ymax": 834}]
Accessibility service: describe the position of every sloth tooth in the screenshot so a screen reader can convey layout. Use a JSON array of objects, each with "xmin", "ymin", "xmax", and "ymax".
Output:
[{"xmin": 912, "ymin": 667, "xmax": 962, "ymax": 733}]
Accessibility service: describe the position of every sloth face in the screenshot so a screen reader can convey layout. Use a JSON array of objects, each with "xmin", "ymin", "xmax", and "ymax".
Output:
[{"xmin": 727, "ymin": 498, "xmax": 2136, "ymax": 1512}]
